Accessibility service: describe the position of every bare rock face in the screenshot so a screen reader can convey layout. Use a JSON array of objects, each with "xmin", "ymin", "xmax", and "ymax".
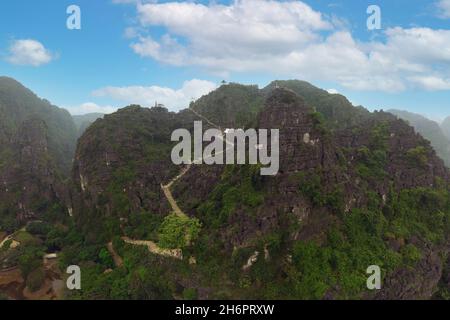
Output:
[
  {"xmin": 0, "ymin": 77, "xmax": 76, "ymax": 226},
  {"xmin": 0, "ymin": 119, "xmax": 65, "ymax": 223}
]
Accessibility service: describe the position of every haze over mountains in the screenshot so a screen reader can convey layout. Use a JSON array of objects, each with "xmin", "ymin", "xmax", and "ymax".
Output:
[
  {"xmin": 1, "ymin": 76, "xmax": 450, "ymax": 300},
  {"xmin": 72, "ymin": 113, "xmax": 104, "ymax": 138},
  {"xmin": 389, "ymin": 109, "xmax": 450, "ymax": 167}
]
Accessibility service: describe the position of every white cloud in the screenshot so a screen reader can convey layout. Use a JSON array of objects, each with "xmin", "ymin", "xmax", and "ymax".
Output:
[
  {"xmin": 327, "ymin": 89, "xmax": 339, "ymax": 94},
  {"xmin": 92, "ymin": 79, "xmax": 217, "ymax": 111},
  {"xmin": 408, "ymin": 76, "xmax": 450, "ymax": 91},
  {"xmin": 437, "ymin": 0, "xmax": 450, "ymax": 18},
  {"xmin": 132, "ymin": 0, "xmax": 330, "ymax": 66},
  {"xmin": 66, "ymin": 102, "xmax": 117, "ymax": 115},
  {"xmin": 120, "ymin": 0, "xmax": 450, "ymax": 92},
  {"xmin": 6, "ymin": 39, "xmax": 54, "ymax": 66},
  {"xmin": 131, "ymin": 34, "xmax": 187, "ymax": 65}
]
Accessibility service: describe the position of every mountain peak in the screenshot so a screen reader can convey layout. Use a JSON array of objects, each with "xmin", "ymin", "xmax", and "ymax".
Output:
[{"xmin": 265, "ymin": 87, "xmax": 307, "ymax": 109}]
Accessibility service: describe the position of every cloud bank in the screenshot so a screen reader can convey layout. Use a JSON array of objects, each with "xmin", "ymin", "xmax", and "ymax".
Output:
[
  {"xmin": 92, "ymin": 79, "xmax": 217, "ymax": 111},
  {"xmin": 120, "ymin": 0, "xmax": 450, "ymax": 92}
]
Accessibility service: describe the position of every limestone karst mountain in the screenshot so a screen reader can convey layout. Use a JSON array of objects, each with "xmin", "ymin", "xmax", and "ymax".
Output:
[
  {"xmin": 0, "ymin": 77, "xmax": 77, "ymax": 228},
  {"xmin": 2, "ymin": 78, "xmax": 450, "ymax": 300},
  {"xmin": 71, "ymin": 82, "xmax": 450, "ymax": 299}
]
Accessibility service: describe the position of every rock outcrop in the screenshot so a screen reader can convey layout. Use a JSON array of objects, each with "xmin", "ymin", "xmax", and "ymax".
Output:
[{"xmin": 0, "ymin": 77, "xmax": 76, "ymax": 226}]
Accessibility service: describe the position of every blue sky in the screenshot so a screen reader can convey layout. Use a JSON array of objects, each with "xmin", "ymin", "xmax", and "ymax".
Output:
[{"xmin": 1, "ymin": 0, "xmax": 450, "ymax": 120}]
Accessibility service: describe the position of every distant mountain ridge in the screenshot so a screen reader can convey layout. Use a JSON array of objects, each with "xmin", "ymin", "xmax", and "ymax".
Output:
[
  {"xmin": 388, "ymin": 109, "xmax": 450, "ymax": 166},
  {"xmin": 0, "ymin": 77, "xmax": 78, "ymax": 175},
  {"xmin": 441, "ymin": 116, "xmax": 450, "ymax": 141},
  {"xmin": 0, "ymin": 76, "xmax": 77, "ymax": 228},
  {"xmin": 72, "ymin": 113, "xmax": 104, "ymax": 137}
]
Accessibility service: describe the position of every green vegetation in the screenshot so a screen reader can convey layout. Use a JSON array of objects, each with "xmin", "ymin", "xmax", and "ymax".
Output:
[
  {"xmin": 2, "ymin": 78, "xmax": 450, "ymax": 300},
  {"xmin": 406, "ymin": 146, "xmax": 428, "ymax": 167},
  {"xmin": 18, "ymin": 246, "xmax": 45, "ymax": 279},
  {"xmin": 295, "ymin": 170, "xmax": 344, "ymax": 212},
  {"xmin": 355, "ymin": 123, "xmax": 389, "ymax": 181},
  {"xmin": 14, "ymin": 231, "xmax": 40, "ymax": 246},
  {"xmin": 182, "ymin": 288, "xmax": 198, "ymax": 300},
  {"xmin": 1, "ymin": 239, "xmax": 12, "ymax": 251},
  {"xmin": 124, "ymin": 212, "xmax": 163, "ymax": 241},
  {"xmin": 158, "ymin": 214, "xmax": 202, "ymax": 249},
  {"xmin": 264, "ymin": 80, "xmax": 371, "ymax": 130},
  {"xmin": 192, "ymin": 83, "xmax": 264, "ymax": 128},
  {"xmin": 222, "ymin": 185, "xmax": 450, "ymax": 300},
  {"xmin": 197, "ymin": 165, "xmax": 265, "ymax": 229}
]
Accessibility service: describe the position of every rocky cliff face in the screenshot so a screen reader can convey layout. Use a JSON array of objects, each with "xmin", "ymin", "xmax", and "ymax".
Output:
[
  {"xmin": 175, "ymin": 88, "xmax": 449, "ymax": 246},
  {"xmin": 0, "ymin": 78, "xmax": 76, "ymax": 227},
  {"xmin": 70, "ymin": 105, "xmax": 197, "ymax": 238},
  {"xmin": 0, "ymin": 77, "xmax": 77, "ymax": 175},
  {"xmin": 0, "ymin": 119, "xmax": 65, "ymax": 222},
  {"xmin": 170, "ymin": 87, "xmax": 450, "ymax": 299}
]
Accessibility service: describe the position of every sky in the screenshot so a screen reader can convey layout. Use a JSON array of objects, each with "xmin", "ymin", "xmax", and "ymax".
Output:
[{"xmin": 1, "ymin": 0, "xmax": 450, "ymax": 120}]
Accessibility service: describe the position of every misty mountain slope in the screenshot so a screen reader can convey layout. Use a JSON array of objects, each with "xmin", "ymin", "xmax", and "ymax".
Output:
[
  {"xmin": 441, "ymin": 116, "xmax": 450, "ymax": 141},
  {"xmin": 388, "ymin": 109, "xmax": 450, "ymax": 167},
  {"xmin": 0, "ymin": 77, "xmax": 76, "ymax": 228},
  {"xmin": 0, "ymin": 77, "xmax": 78, "ymax": 174},
  {"xmin": 72, "ymin": 113, "xmax": 104, "ymax": 137}
]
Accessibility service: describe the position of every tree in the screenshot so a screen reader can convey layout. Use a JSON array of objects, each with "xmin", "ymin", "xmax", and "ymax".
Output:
[
  {"xmin": 18, "ymin": 246, "xmax": 44, "ymax": 278},
  {"xmin": 98, "ymin": 248, "xmax": 114, "ymax": 268},
  {"xmin": 158, "ymin": 214, "xmax": 201, "ymax": 249}
]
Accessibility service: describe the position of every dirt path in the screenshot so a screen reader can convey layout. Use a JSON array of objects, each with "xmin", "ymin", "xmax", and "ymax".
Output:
[
  {"xmin": 122, "ymin": 237, "xmax": 182, "ymax": 260},
  {"xmin": 107, "ymin": 242, "xmax": 124, "ymax": 267},
  {"xmin": 122, "ymin": 110, "xmax": 230, "ymax": 261},
  {"xmin": 161, "ymin": 165, "xmax": 192, "ymax": 218},
  {"xmin": 160, "ymin": 108, "xmax": 234, "ymax": 218},
  {"xmin": 189, "ymin": 108, "xmax": 222, "ymax": 130},
  {"xmin": 0, "ymin": 234, "xmax": 19, "ymax": 249}
]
